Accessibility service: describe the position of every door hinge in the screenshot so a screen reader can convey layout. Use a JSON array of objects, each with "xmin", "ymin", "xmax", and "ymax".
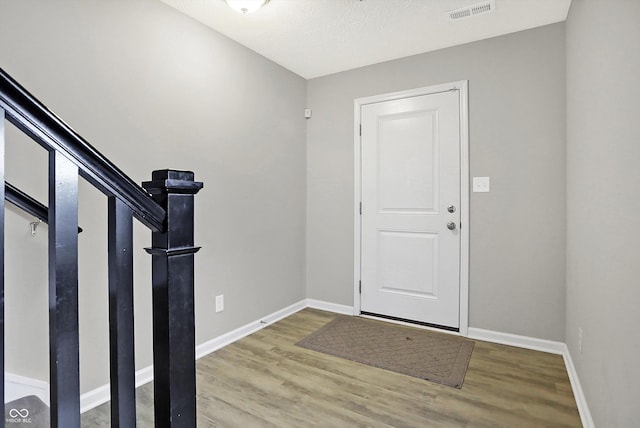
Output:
[
  {"xmin": 359, "ymin": 280, "xmax": 362, "ymax": 294},
  {"xmin": 359, "ymin": 202, "xmax": 362, "ymax": 215},
  {"xmin": 359, "ymin": 124, "xmax": 362, "ymax": 136}
]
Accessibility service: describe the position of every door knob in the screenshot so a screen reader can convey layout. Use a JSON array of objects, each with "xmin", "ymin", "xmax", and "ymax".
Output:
[{"xmin": 447, "ymin": 221, "xmax": 457, "ymax": 230}]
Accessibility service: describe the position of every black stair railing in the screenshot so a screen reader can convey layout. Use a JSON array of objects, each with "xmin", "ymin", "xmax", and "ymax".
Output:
[{"xmin": 0, "ymin": 67, "xmax": 203, "ymax": 428}]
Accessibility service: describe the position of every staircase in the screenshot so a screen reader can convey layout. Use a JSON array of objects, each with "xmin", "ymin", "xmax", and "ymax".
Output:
[{"xmin": 0, "ymin": 68, "xmax": 203, "ymax": 427}]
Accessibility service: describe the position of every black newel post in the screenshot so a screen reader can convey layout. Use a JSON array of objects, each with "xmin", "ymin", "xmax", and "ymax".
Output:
[{"xmin": 143, "ymin": 170, "xmax": 203, "ymax": 428}]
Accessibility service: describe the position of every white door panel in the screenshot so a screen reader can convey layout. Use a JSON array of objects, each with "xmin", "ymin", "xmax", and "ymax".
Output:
[
  {"xmin": 360, "ymin": 91, "xmax": 461, "ymax": 328},
  {"xmin": 378, "ymin": 110, "xmax": 438, "ymax": 213},
  {"xmin": 377, "ymin": 230, "xmax": 438, "ymax": 298}
]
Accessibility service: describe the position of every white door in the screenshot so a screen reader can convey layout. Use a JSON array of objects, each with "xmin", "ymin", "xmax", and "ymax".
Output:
[{"xmin": 360, "ymin": 90, "xmax": 461, "ymax": 329}]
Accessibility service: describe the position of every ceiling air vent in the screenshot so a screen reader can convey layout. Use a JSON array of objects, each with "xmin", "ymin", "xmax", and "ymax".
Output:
[{"xmin": 448, "ymin": 0, "xmax": 494, "ymax": 21}]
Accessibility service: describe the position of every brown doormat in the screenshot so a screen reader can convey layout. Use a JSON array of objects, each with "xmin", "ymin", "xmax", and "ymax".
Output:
[{"xmin": 296, "ymin": 316, "xmax": 475, "ymax": 388}]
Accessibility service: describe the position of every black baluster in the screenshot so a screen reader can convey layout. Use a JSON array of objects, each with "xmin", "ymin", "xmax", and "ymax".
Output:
[
  {"xmin": 143, "ymin": 170, "xmax": 203, "ymax": 428},
  {"xmin": 108, "ymin": 197, "xmax": 136, "ymax": 427},
  {"xmin": 49, "ymin": 151, "xmax": 80, "ymax": 427}
]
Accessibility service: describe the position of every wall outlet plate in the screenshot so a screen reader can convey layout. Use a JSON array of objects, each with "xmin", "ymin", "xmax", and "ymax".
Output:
[{"xmin": 215, "ymin": 295, "xmax": 224, "ymax": 313}]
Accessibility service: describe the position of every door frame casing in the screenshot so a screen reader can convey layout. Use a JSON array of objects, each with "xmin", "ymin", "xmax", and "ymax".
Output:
[{"xmin": 353, "ymin": 81, "xmax": 470, "ymax": 336}]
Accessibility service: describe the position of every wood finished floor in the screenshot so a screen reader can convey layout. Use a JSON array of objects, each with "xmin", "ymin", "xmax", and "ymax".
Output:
[{"xmin": 82, "ymin": 308, "xmax": 581, "ymax": 427}]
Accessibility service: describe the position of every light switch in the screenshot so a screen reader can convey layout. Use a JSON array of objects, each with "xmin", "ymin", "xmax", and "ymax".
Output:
[{"xmin": 473, "ymin": 176, "xmax": 490, "ymax": 193}]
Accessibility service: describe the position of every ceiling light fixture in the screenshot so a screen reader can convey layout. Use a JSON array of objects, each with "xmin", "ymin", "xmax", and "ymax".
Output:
[{"xmin": 225, "ymin": 0, "xmax": 270, "ymax": 14}]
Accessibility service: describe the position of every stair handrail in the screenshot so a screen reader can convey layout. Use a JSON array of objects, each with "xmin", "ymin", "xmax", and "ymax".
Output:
[{"xmin": 0, "ymin": 68, "xmax": 166, "ymax": 231}]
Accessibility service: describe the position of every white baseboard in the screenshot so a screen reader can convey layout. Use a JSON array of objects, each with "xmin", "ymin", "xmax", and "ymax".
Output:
[
  {"xmin": 79, "ymin": 383, "xmax": 110, "ymax": 414},
  {"xmin": 468, "ymin": 327, "xmax": 594, "ymax": 427},
  {"xmin": 306, "ymin": 299, "xmax": 354, "ymax": 315},
  {"xmin": 134, "ymin": 365, "xmax": 154, "ymax": 389},
  {"xmin": 4, "ymin": 371, "xmax": 153, "ymax": 413},
  {"xmin": 195, "ymin": 299, "xmax": 307, "ymax": 359},
  {"xmin": 4, "ymin": 373, "xmax": 49, "ymax": 406},
  {"xmin": 561, "ymin": 345, "xmax": 595, "ymax": 428},
  {"xmin": 78, "ymin": 364, "xmax": 155, "ymax": 413},
  {"xmin": 467, "ymin": 327, "xmax": 566, "ymax": 354}
]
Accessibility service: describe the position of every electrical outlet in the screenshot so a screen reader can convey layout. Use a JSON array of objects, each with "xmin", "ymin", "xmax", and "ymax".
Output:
[
  {"xmin": 578, "ymin": 327, "xmax": 583, "ymax": 354},
  {"xmin": 215, "ymin": 295, "xmax": 224, "ymax": 313}
]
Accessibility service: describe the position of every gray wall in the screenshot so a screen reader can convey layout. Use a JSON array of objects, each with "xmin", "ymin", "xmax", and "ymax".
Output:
[
  {"xmin": 566, "ymin": 1, "xmax": 640, "ymax": 426},
  {"xmin": 307, "ymin": 24, "xmax": 567, "ymax": 341},
  {"xmin": 0, "ymin": 0, "xmax": 306, "ymax": 393}
]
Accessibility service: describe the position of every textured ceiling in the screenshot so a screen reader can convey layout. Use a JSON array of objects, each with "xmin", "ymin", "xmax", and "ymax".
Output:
[{"xmin": 160, "ymin": 0, "xmax": 572, "ymax": 79}]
